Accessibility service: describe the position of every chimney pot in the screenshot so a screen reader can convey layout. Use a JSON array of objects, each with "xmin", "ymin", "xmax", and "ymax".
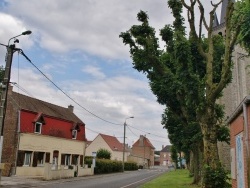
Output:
[{"xmin": 68, "ymin": 105, "xmax": 74, "ymax": 112}]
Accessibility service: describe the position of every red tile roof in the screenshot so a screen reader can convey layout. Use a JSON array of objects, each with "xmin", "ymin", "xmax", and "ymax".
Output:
[
  {"xmin": 100, "ymin": 134, "xmax": 124, "ymax": 152},
  {"xmin": 133, "ymin": 135, "xmax": 155, "ymax": 149},
  {"xmin": 9, "ymin": 91, "xmax": 84, "ymax": 125}
]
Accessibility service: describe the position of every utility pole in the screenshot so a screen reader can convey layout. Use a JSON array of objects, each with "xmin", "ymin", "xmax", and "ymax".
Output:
[
  {"xmin": 122, "ymin": 116, "xmax": 134, "ymax": 172},
  {"xmin": 0, "ymin": 31, "xmax": 32, "ymax": 184}
]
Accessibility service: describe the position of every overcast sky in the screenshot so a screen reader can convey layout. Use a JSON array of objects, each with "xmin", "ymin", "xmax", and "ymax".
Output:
[{"xmin": 0, "ymin": 0, "xmax": 221, "ymax": 150}]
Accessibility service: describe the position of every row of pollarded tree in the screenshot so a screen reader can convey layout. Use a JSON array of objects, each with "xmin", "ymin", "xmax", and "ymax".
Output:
[{"xmin": 120, "ymin": 0, "xmax": 250, "ymax": 187}]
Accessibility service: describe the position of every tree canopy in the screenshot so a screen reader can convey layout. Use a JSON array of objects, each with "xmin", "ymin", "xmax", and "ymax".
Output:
[{"xmin": 120, "ymin": 0, "xmax": 248, "ymax": 187}]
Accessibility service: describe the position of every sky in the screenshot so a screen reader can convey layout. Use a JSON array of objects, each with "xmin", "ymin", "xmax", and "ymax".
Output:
[{"xmin": 0, "ymin": 0, "xmax": 220, "ymax": 151}]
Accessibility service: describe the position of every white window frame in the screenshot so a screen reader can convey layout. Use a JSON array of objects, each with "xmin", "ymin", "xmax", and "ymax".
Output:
[
  {"xmin": 34, "ymin": 122, "xmax": 42, "ymax": 134},
  {"xmin": 65, "ymin": 154, "xmax": 71, "ymax": 166},
  {"xmin": 23, "ymin": 152, "xmax": 32, "ymax": 166},
  {"xmin": 72, "ymin": 130, "xmax": 77, "ymax": 139}
]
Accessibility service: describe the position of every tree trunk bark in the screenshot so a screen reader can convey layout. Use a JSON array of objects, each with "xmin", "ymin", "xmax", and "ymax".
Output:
[{"xmin": 198, "ymin": 104, "xmax": 222, "ymax": 188}]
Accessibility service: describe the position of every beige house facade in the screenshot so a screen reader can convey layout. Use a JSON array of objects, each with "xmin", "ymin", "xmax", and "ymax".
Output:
[{"xmin": 85, "ymin": 134, "xmax": 130, "ymax": 161}]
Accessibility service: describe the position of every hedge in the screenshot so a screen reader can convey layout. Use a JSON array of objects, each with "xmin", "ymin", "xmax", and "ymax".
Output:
[{"xmin": 84, "ymin": 157, "xmax": 138, "ymax": 174}]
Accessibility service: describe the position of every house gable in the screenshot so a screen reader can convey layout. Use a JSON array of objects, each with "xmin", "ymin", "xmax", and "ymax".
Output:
[{"xmin": 100, "ymin": 134, "xmax": 123, "ymax": 152}]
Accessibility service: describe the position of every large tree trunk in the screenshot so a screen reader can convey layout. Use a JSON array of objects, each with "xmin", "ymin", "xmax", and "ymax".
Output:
[
  {"xmin": 190, "ymin": 147, "xmax": 202, "ymax": 185},
  {"xmin": 198, "ymin": 104, "xmax": 225, "ymax": 188}
]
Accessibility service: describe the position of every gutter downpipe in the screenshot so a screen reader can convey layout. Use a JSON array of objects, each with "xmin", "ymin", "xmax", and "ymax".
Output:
[
  {"xmin": 243, "ymin": 102, "xmax": 250, "ymax": 187},
  {"xmin": 14, "ymin": 110, "xmax": 21, "ymax": 175}
]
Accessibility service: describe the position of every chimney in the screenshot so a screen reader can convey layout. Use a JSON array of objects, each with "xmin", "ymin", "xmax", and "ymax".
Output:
[
  {"xmin": 8, "ymin": 84, "xmax": 13, "ymax": 95},
  {"xmin": 162, "ymin": 145, "xmax": 164, "ymax": 149},
  {"xmin": 68, "ymin": 105, "xmax": 74, "ymax": 112},
  {"xmin": 139, "ymin": 135, "xmax": 144, "ymax": 146}
]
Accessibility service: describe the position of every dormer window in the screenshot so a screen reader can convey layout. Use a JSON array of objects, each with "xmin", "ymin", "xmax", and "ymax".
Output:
[
  {"xmin": 35, "ymin": 122, "xmax": 42, "ymax": 134},
  {"xmin": 72, "ymin": 130, "xmax": 77, "ymax": 139}
]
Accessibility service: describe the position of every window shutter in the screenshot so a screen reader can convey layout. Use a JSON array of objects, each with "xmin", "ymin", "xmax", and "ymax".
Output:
[
  {"xmin": 32, "ymin": 152, "xmax": 38, "ymax": 167},
  {"xmin": 45, "ymin": 152, "xmax": 50, "ymax": 163},
  {"xmin": 61, "ymin": 154, "xmax": 65, "ymax": 165}
]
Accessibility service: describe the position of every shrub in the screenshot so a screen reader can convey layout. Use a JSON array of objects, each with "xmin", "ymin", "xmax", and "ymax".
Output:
[
  {"xmin": 125, "ymin": 162, "xmax": 138, "ymax": 171},
  {"xmin": 96, "ymin": 149, "xmax": 111, "ymax": 159},
  {"xmin": 94, "ymin": 159, "xmax": 122, "ymax": 174},
  {"xmin": 84, "ymin": 157, "xmax": 138, "ymax": 174}
]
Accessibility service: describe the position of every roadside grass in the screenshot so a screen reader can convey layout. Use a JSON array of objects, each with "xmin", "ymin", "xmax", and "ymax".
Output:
[{"xmin": 140, "ymin": 169, "xmax": 201, "ymax": 188}]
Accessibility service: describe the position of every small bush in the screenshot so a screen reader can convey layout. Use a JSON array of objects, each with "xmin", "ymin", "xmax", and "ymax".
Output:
[
  {"xmin": 125, "ymin": 162, "xmax": 138, "ymax": 171},
  {"xmin": 203, "ymin": 165, "xmax": 230, "ymax": 188},
  {"xmin": 84, "ymin": 156, "xmax": 93, "ymax": 168},
  {"xmin": 96, "ymin": 149, "xmax": 111, "ymax": 159}
]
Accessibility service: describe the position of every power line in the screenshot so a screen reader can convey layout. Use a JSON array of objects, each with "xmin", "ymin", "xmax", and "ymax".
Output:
[
  {"xmin": 127, "ymin": 125, "xmax": 138, "ymax": 137},
  {"xmin": 17, "ymin": 50, "xmax": 169, "ymax": 142},
  {"xmin": 19, "ymin": 51, "xmax": 122, "ymax": 126},
  {"xmin": 12, "ymin": 83, "xmax": 34, "ymax": 97},
  {"xmin": 127, "ymin": 124, "xmax": 167, "ymax": 139}
]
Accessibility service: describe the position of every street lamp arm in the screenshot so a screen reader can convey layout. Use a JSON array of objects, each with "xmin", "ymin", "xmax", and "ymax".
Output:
[
  {"xmin": 0, "ymin": 43, "xmax": 7, "ymax": 47},
  {"xmin": 8, "ymin": 30, "xmax": 32, "ymax": 46}
]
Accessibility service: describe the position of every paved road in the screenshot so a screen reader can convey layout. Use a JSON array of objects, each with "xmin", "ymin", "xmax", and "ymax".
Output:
[
  {"xmin": 40, "ymin": 168, "xmax": 167, "ymax": 188},
  {"xmin": 1, "ymin": 166, "xmax": 170, "ymax": 188}
]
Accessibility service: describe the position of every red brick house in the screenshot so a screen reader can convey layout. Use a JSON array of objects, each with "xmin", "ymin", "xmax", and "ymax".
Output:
[
  {"xmin": 228, "ymin": 96, "xmax": 250, "ymax": 188},
  {"xmin": 160, "ymin": 145, "xmax": 172, "ymax": 167},
  {"xmin": 129, "ymin": 135, "xmax": 155, "ymax": 168},
  {"xmin": 2, "ymin": 86, "xmax": 91, "ymax": 178}
]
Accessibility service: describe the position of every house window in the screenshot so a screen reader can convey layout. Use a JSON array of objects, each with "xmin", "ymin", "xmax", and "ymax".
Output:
[
  {"xmin": 34, "ymin": 122, "xmax": 42, "ymax": 134},
  {"xmin": 65, "ymin": 154, "xmax": 71, "ymax": 166},
  {"xmin": 72, "ymin": 130, "xmax": 77, "ymax": 139},
  {"xmin": 72, "ymin": 155, "xmax": 79, "ymax": 165},
  {"xmin": 62, "ymin": 154, "xmax": 71, "ymax": 166},
  {"xmin": 32, "ymin": 152, "xmax": 45, "ymax": 167},
  {"xmin": 24, "ymin": 152, "xmax": 32, "ymax": 166}
]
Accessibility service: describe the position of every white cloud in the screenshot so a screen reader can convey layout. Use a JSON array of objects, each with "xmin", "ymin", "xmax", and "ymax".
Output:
[
  {"xmin": 82, "ymin": 65, "xmax": 106, "ymax": 80},
  {"xmin": 2, "ymin": 0, "xmax": 172, "ymax": 60}
]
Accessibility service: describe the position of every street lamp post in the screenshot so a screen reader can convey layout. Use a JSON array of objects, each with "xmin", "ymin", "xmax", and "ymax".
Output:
[
  {"xmin": 0, "ymin": 31, "xmax": 32, "ymax": 183},
  {"xmin": 122, "ymin": 116, "xmax": 134, "ymax": 172}
]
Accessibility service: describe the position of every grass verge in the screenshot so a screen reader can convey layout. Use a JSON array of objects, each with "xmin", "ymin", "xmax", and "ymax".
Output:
[{"xmin": 140, "ymin": 169, "xmax": 201, "ymax": 188}]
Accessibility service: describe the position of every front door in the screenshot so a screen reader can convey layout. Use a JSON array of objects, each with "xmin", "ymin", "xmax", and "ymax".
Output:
[{"xmin": 236, "ymin": 133, "xmax": 245, "ymax": 188}]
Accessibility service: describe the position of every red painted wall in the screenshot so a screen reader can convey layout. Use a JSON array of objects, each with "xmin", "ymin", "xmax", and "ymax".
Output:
[
  {"xmin": 20, "ymin": 110, "xmax": 86, "ymax": 141},
  {"xmin": 230, "ymin": 111, "xmax": 247, "ymax": 188}
]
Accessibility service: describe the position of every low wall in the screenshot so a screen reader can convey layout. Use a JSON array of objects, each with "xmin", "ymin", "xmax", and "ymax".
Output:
[
  {"xmin": 15, "ymin": 163, "xmax": 94, "ymax": 180},
  {"xmin": 44, "ymin": 164, "xmax": 74, "ymax": 180},
  {"xmin": 16, "ymin": 166, "xmax": 45, "ymax": 176},
  {"xmin": 77, "ymin": 165, "xmax": 94, "ymax": 177}
]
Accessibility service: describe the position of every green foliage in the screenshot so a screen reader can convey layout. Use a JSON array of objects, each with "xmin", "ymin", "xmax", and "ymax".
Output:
[
  {"xmin": 170, "ymin": 145, "xmax": 178, "ymax": 164},
  {"xmin": 124, "ymin": 161, "xmax": 138, "ymax": 171},
  {"xmin": 216, "ymin": 125, "xmax": 230, "ymax": 144},
  {"xmin": 96, "ymin": 148, "xmax": 111, "ymax": 159},
  {"xmin": 120, "ymin": 1, "xmax": 236, "ymax": 187},
  {"xmin": 203, "ymin": 165, "xmax": 230, "ymax": 188},
  {"xmin": 84, "ymin": 156, "xmax": 93, "ymax": 168},
  {"xmin": 0, "ymin": 65, "xmax": 4, "ymax": 83},
  {"xmin": 84, "ymin": 157, "xmax": 138, "ymax": 173},
  {"xmin": 94, "ymin": 159, "xmax": 122, "ymax": 174},
  {"xmin": 233, "ymin": 0, "xmax": 250, "ymax": 53}
]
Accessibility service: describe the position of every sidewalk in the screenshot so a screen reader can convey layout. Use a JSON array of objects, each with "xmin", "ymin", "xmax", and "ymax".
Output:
[
  {"xmin": 0, "ymin": 173, "xmax": 123, "ymax": 187},
  {"xmin": 0, "ymin": 175, "xmax": 47, "ymax": 187}
]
